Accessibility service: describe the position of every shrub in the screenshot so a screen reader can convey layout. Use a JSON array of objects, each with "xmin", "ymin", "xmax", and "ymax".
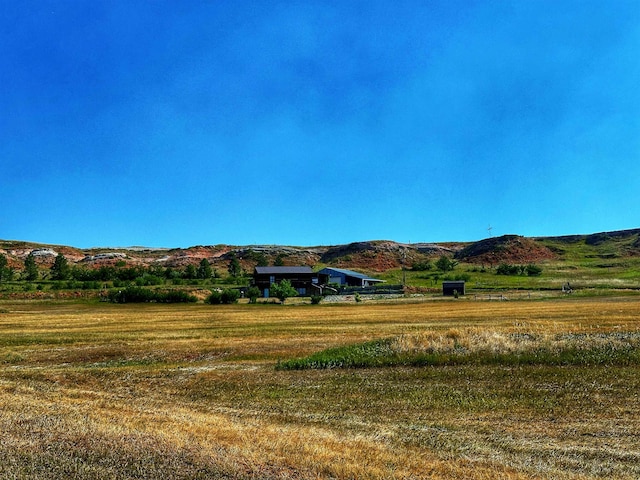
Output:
[
  {"xmin": 135, "ymin": 274, "xmax": 164, "ymax": 286},
  {"xmin": 108, "ymin": 286, "xmax": 156, "ymax": 303},
  {"xmin": 497, "ymin": 263, "xmax": 543, "ymax": 276},
  {"xmin": 411, "ymin": 261, "xmax": 432, "ymax": 271},
  {"xmin": 115, "ymin": 266, "xmax": 145, "ymax": 282},
  {"xmin": 107, "ymin": 286, "xmax": 196, "ymax": 303},
  {"xmin": 66, "ymin": 280, "xmax": 83, "ymax": 290},
  {"xmin": 496, "ymin": 263, "xmax": 520, "ymax": 275},
  {"xmin": 221, "ymin": 288, "xmax": 240, "ymax": 304},
  {"xmin": 247, "ymin": 286, "xmax": 261, "ymax": 304},
  {"xmin": 525, "ymin": 264, "xmax": 543, "ymax": 276},
  {"xmin": 435, "ymin": 255, "xmax": 457, "ymax": 272},
  {"xmin": 206, "ymin": 288, "xmax": 240, "ymax": 304},
  {"xmin": 157, "ymin": 289, "xmax": 197, "ymax": 303},
  {"xmin": 310, "ymin": 295, "xmax": 323, "ymax": 305},
  {"xmin": 206, "ymin": 290, "xmax": 223, "ymax": 304}
]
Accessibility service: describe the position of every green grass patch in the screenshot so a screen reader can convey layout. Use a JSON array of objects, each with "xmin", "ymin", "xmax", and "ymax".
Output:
[
  {"xmin": 277, "ymin": 332, "xmax": 640, "ymax": 370},
  {"xmin": 277, "ymin": 339, "xmax": 398, "ymax": 370}
]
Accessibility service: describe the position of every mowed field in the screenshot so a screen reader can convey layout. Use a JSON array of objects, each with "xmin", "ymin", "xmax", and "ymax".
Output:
[{"xmin": 1, "ymin": 297, "xmax": 639, "ymax": 479}]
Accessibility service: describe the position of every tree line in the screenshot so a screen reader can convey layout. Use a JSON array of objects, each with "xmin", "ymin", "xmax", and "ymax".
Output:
[{"xmin": 0, "ymin": 253, "xmax": 220, "ymax": 284}]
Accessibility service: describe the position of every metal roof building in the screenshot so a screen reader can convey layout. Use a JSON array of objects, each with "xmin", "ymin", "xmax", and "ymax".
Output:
[
  {"xmin": 254, "ymin": 266, "xmax": 314, "ymax": 275},
  {"xmin": 317, "ymin": 267, "xmax": 384, "ymax": 287}
]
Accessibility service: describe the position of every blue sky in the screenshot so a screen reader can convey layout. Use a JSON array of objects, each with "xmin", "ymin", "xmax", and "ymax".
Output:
[{"xmin": 2, "ymin": 0, "xmax": 639, "ymax": 248}]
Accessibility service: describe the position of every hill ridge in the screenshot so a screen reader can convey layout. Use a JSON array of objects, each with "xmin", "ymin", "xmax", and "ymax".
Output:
[{"xmin": 1, "ymin": 227, "xmax": 639, "ymax": 272}]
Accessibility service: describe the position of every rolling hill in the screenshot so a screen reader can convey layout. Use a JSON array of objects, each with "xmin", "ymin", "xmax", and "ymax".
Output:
[{"xmin": 2, "ymin": 228, "xmax": 639, "ymax": 274}]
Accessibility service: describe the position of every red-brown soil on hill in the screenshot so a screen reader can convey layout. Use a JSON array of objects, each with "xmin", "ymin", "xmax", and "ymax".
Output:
[{"xmin": 456, "ymin": 235, "xmax": 556, "ymax": 265}]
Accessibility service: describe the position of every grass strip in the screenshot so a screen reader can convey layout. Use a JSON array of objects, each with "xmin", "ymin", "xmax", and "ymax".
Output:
[
  {"xmin": 277, "ymin": 339, "xmax": 398, "ymax": 370},
  {"xmin": 277, "ymin": 332, "xmax": 640, "ymax": 370}
]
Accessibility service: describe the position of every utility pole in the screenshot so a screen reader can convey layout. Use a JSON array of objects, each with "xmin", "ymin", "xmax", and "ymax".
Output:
[{"xmin": 402, "ymin": 246, "xmax": 407, "ymax": 286}]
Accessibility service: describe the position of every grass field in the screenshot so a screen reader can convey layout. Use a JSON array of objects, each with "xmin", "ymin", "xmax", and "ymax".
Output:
[{"xmin": 1, "ymin": 297, "xmax": 639, "ymax": 479}]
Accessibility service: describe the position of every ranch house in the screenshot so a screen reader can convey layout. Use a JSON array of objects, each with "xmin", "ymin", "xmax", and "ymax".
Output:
[{"xmin": 253, "ymin": 266, "xmax": 317, "ymax": 298}]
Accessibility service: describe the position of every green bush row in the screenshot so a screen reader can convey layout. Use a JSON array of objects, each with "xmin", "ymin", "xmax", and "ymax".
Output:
[
  {"xmin": 205, "ymin": 289, "xmax": 241, "ymax": 304},
  {"xmin": 496, "ymin": 263, "xmax": 543, "ymax": 276},
  {"xmin": 107, "ymin": 286, "xmax": 197, "ymax": 304}
]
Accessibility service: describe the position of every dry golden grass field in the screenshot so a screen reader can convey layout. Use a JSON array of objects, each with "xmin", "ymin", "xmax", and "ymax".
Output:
[{"xmin": 1, "ymin": 297, "xmax": 639, "ymax": 479}]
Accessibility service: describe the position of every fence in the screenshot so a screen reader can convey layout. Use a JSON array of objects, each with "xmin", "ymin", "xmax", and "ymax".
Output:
[{"xmin": 338, "ymin": 284, "xmax": 404, "ymax": 295}]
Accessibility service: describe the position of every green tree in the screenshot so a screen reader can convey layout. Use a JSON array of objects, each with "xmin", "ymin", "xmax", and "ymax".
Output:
[
  {"xmin": 183, "ymin": 264, "xmax": 197, "ymax": 279},
  {"xmin": 411, "ymin": 260, "xmax": 432, "ymax": 271},
  {"xmin": 24, "ymin": 253, "xmax": 39, "ymax": 281},
  {"xmin": 435, "ymin": 255, "xmax": 457, "ymax": 273},
  {"xmin": 50, "ymin": 254, "xmax": 71, "ymax": 280},
  {"xmin": 273, "ymin": 254, "xmax": 285, "ymax": 266},
  {"xmin": 227, "ymin": 253, "xmax": 242, "ymax": 278},
  {"xmin": 0, "ymin": 253, "xmax": 7, "ymax": 283},
  {"xmin": 254, "ymin": 252, "xmax": 269, "ymax": 267},
  {"xmin": 197, "ymin": 258, "xmax": 213, "ymax": 279},
  {"xmin": 147, "ymin": 265, "xmax": 165, "ymax": 278},
  {"xmin": 270, "ymin": 279, "xmax": 298, "ymax": 304},
  {"xmin": 247, "ymin": 286, "xmax": 260, "ymax": 303},
  {"xmin": 164, "ymin": 267, "xmax": 181, "ymax": 281}
]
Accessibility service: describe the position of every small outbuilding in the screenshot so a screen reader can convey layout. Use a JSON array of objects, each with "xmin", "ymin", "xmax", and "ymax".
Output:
[
  {"xmin": 442, "ymin": 281, "xmax": 465, "ymax": 296},
  {"xmin": 317, "ymin": 267, "xmax": 384, "ymax": 287}
]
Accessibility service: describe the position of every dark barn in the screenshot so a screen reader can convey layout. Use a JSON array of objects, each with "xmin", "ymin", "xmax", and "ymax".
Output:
[{"xmin": 252, "ymin": 266, "xmax": 317, "ymax": 297}]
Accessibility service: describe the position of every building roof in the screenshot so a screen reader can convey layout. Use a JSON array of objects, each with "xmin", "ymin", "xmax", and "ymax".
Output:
[
  {"xmin": 254, "ymin": 266, "xmax": 314, "ymax": 275},
  {"xmin": 318, "ymin": 267, "xmax": 383, "ymax": 282}
]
